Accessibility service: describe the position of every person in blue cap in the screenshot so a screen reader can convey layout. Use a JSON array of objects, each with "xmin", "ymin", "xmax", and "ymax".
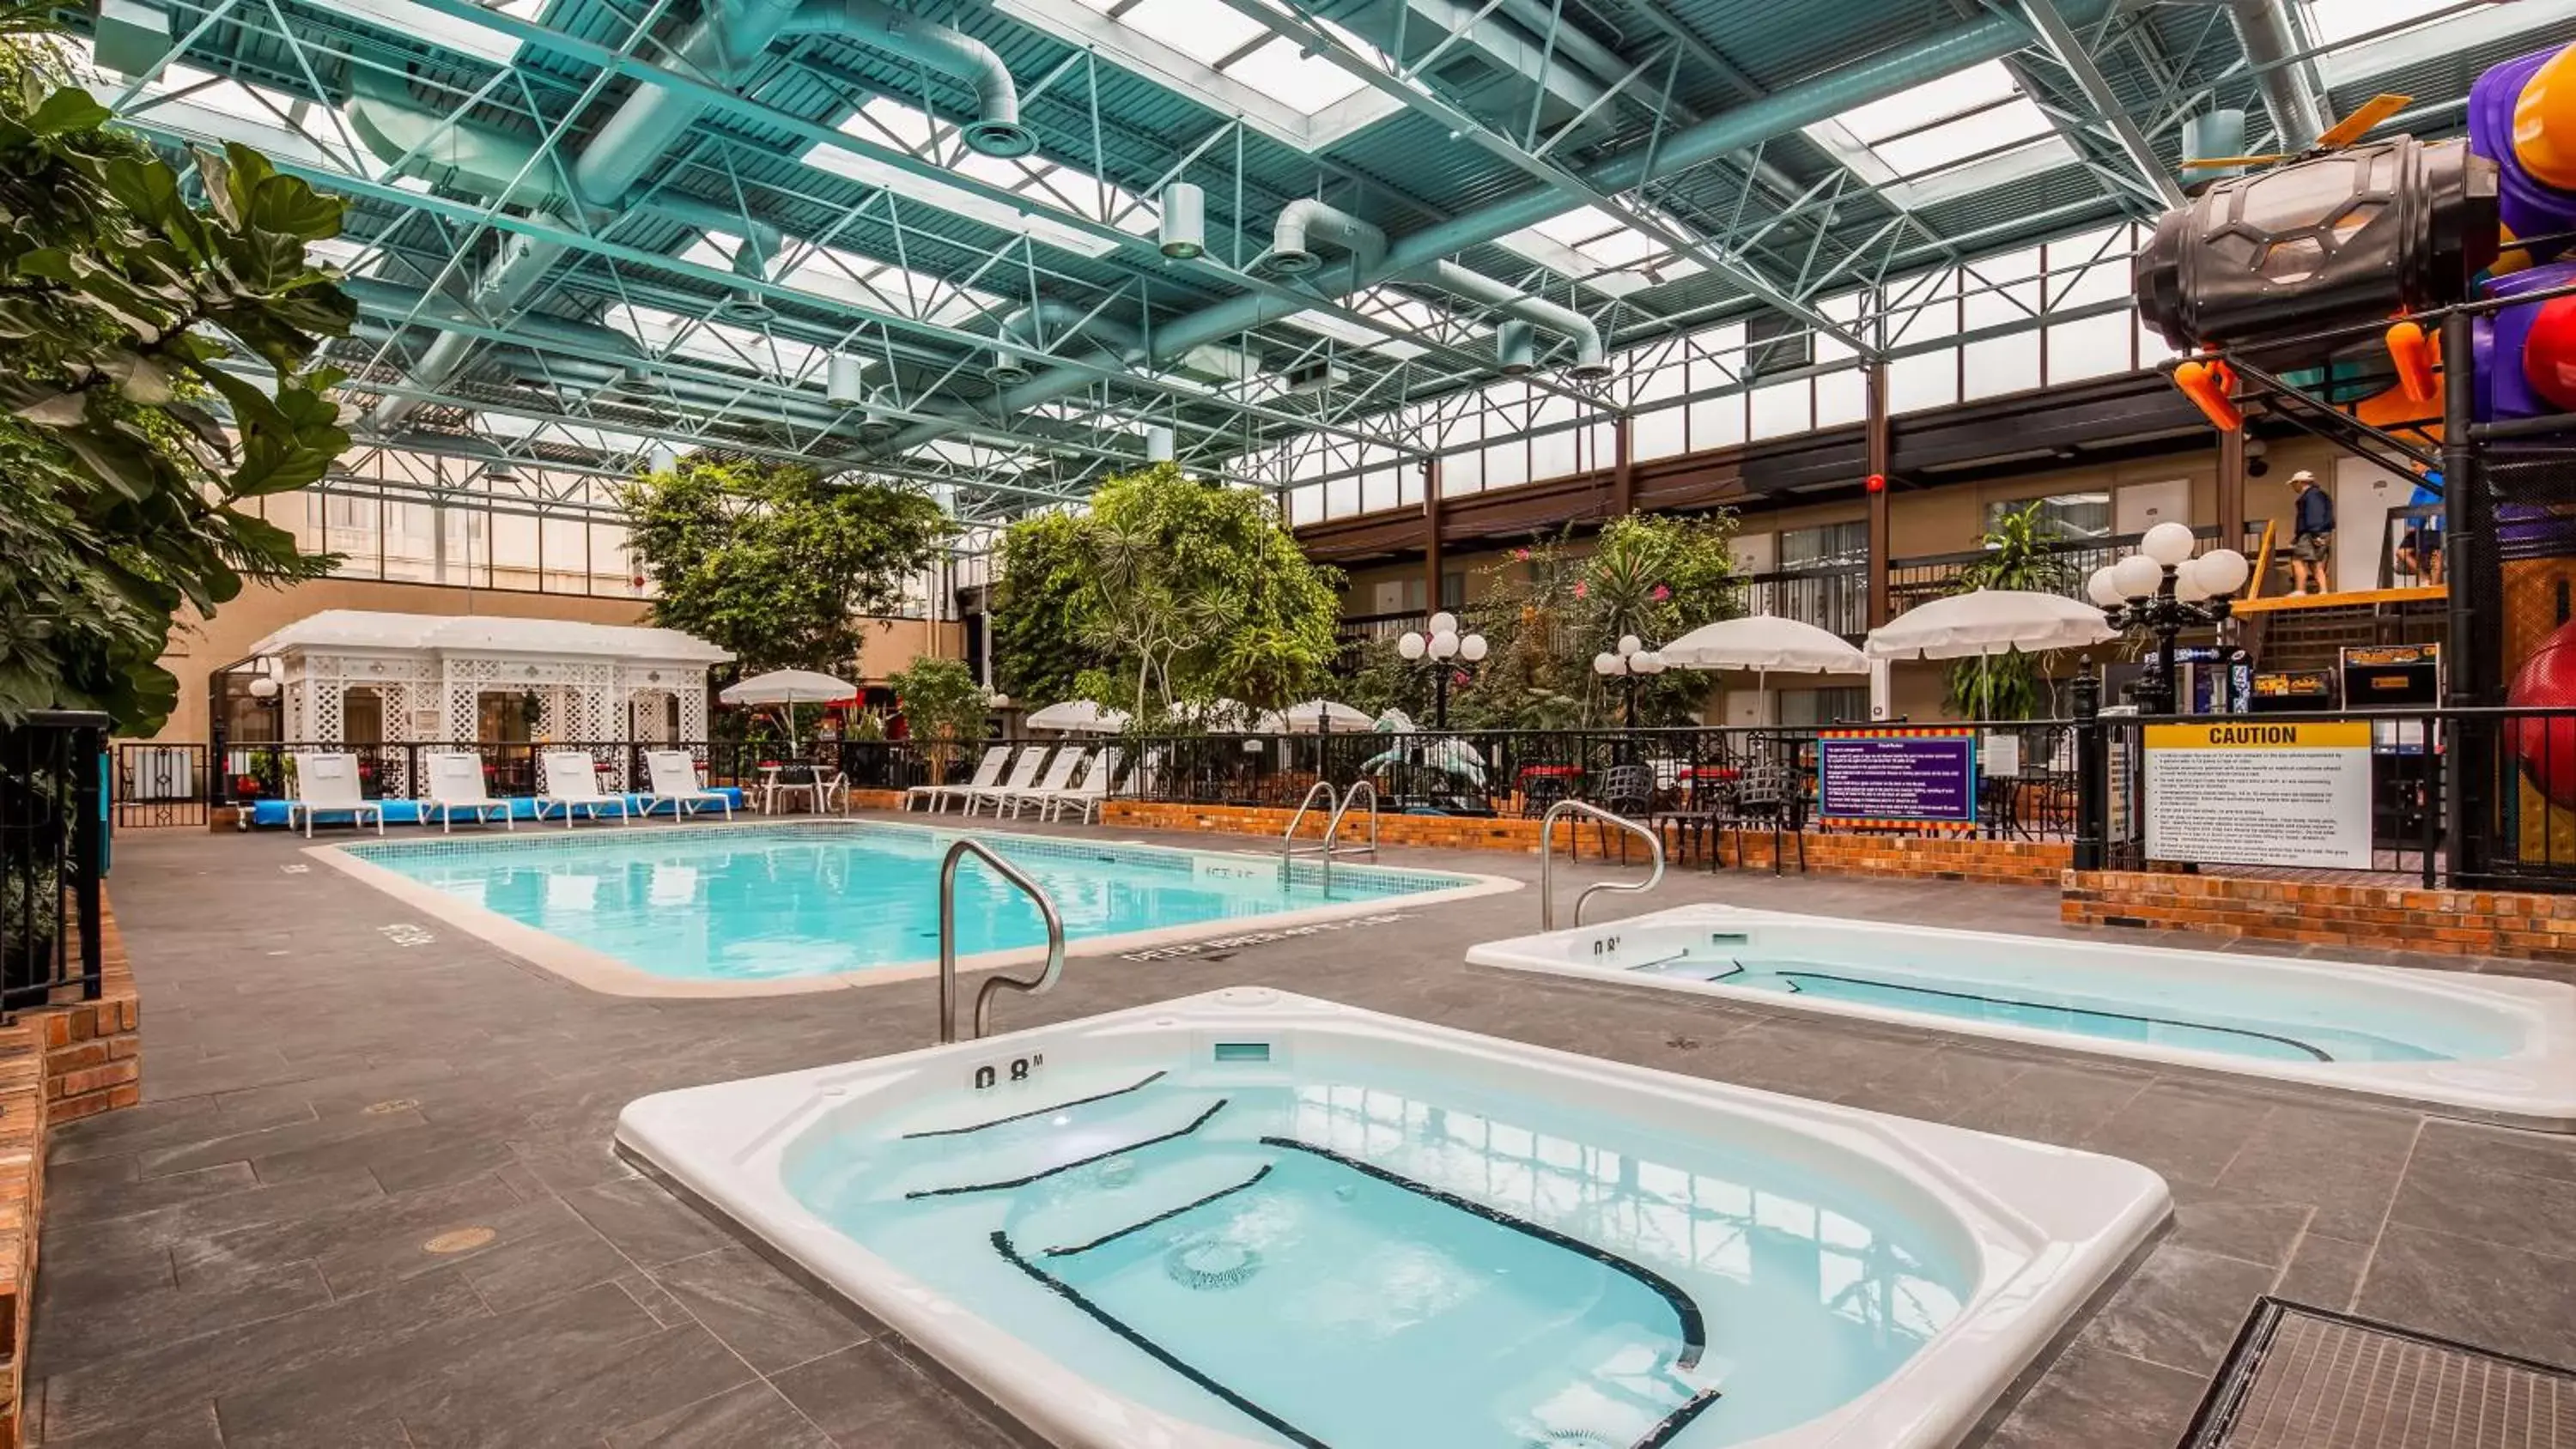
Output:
[{"xmin": 2287, "ymin": 470, "xmax": 2335, "ymax": 595}]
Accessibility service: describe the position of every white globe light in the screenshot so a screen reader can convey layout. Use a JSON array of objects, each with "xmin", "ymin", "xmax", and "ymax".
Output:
[
  {"xmin": 1428, "ymin": 610, "xmax": 1459, "ymax": 636},
  {"xmin": 1396, "ymin": 631, "xmax": 1427, "ymax": 660},
  {"xmin": 1593, "ymin": 652, "xmax": 1622, "ymax": 677},
  {"xmin": 1617, "ymin": 634, "xmax": 1642, "ymax": 657},
  {"xmin": 247, "ymin": 675, "xmax": 279, "ymax": 699},
  {"xmin": 2141, "ymin": 521, "xmax": 2198, "ymax": 567},
  {"xmin": 1429, "ymin": 630, "xmax": 1461, "ymax": 659},
  {"xmin": 2086, "ymin": 566, "xmax": 2124, "ymax": 607},
  {"xmin": 1460, "ymin": 633, "xmax": 1489, "ymax": 663},
  {"xmin": 2174, "ymin": 565, "xmax": 2213, "ymax": 603},
  {"xmin": 2111, "ymin": 554, "xmax": 2165, "ymax": 600},
  {"xmin": 1635, "ymin": 651, "xmax": 1667, "ymax": 674},
  {"xmin": 2195, "ymin": 547, "xmax": 2251, "ymax": 596}
]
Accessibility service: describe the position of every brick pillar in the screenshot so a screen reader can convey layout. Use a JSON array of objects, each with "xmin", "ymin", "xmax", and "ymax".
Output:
[{"xmin": 1611, "ymin": 414, "xmax": 1635, "ymax": 517}]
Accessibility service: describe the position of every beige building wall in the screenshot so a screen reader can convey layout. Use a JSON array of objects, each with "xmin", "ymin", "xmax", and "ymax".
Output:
[{"xmin": 150, "ymin": 579, "xmax": 962, "ymax": 743}]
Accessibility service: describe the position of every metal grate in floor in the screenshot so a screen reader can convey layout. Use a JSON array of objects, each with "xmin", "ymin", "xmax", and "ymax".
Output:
[{"xmin": 2180, "ymin": 1298, "xmax": 2576, "ymax": 1448}]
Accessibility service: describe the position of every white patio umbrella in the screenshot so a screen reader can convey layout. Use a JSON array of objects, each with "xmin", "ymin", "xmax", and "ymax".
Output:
[
  {"xmin": 720, "ymin": 669, "xmax": 857, "ymax": 750},
  {"xmin": 1166, "ymin": 697, "xmax": 1255, "ymax": 731},
  {"xmin": 1256, "ymin": 699, "xmax": 1375, "ymax": 733},
  {"xmin": 1864, "ymin": 590, "xmax": 2117, "ymax": 661},
  {"xmin": 1024, "ymin": 700, "xmax": 1131, "ymax": 734},
  {"xmin": 1662, "ymin": 615, "xmax": 1868, "ymax": 674}
]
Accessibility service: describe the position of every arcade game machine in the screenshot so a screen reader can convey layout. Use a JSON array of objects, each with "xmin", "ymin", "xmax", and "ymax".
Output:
[
  {"xmin": 2342, "ymin": 644, "xmax": 2441, "ymax": 846},
  {"xmin": 2247, "ymin": 669, "xmax": 2336, "ymax": 714}
]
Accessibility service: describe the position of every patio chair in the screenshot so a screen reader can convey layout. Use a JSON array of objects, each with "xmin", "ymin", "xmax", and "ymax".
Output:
[
  {"xmin": 1720, "ymin": 762, "xmax": 1804, "ymax": 875},
  {"xmin": 533, "ymin": 750, "xmax": 634, "ymax": 828},
  {"xmin": 643, "ymin": 749, "xmax": 732, "ymax": 821},
  {"xmin": 1583, "ymin": 763, "xmax": 1657, "ymax": 863},
  {"xmin": 959, "ymin": 747, "xmax": 1051, "ymax": 817},
  {"xmin": 992, "ymin": 747, "xmax": 1086, "ymax": 819},
  {"xmin": 905, "ymin": 745, "xmax": 1009, "ymax": 813},
  {"xmin": 418, "ymin": 751, "xmax": 513, "ymax": 833},
  {"xmin": 1035, "ymin": 748, "xmax": 1122, "ymax": 824},
  {"xmin": 284, "ymin": 752, "xmax": 383, "ymax": 838}
]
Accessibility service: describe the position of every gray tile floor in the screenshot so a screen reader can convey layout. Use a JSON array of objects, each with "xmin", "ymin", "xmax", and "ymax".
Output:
[{"xmin": 33, "ymin": 818, "xmax": 2576, "ymax": 1447}]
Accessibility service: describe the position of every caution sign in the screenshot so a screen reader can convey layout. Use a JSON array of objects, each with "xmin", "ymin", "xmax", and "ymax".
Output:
[{"xmin": 2143, "ymin": 721, "xmax": 2373, "ymax": 870}]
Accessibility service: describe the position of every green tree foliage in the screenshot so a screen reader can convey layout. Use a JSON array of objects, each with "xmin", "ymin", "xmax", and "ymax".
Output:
[
  {"xmin": 0, "ymin": 15, "xmax": 356, "ymax": 731},
  {"xmin": 622, "ymin": 455, "xmax": 949, "ymax": 675},
  {"xmin": 991, "ymin": 465, "xmax": 1343, "ymax": 720},
  {"xmin": 1442, "ymin": 513, "xmax": 1743, "ymax": 729},
  {"xmin": 990, "ymin": 510, "xmax": 1105, "ymax": 709},
  {"xmin": 1945, "ymin": 500, "xmax": 2075, "ymax": 720},
  {"xmin": 886, "ymin": 654, "xmax": 989, "ymax": 777}
]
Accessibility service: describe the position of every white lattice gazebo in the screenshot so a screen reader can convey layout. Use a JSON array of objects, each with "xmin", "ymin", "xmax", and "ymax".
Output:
[{"xmin": 243, "ymin": 610, "xmax": 735, "ymax": 745}]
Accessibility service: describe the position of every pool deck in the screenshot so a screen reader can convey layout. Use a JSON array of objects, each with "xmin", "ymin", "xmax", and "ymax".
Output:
[{"xmin": 32, "ymin": 814, "xmax": 2576, "ymax": 1448}]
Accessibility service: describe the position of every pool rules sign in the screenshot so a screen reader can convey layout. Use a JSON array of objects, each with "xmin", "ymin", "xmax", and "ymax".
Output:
[{"xmin": 2142, "ymin": 722, "xmax": 2374, "ymax": 870}]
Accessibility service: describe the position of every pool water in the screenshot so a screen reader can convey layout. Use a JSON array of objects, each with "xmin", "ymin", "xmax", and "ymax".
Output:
[
  {"xmin": 348, "ymin": 824, "xmax": 1470, "ymax": 981},
  {"xmin": 786, "ymin": 1060, "xmax": 1973, "ymax": 1447},
  {"xmin": 1631, "ymin": 949, "xmax": 2459, "ymax": 1064}
]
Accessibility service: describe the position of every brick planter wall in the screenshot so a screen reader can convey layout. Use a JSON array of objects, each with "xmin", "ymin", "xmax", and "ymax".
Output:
[
  {"xmin": 2063, "ymin": 870, "xmax": 2576, "ymax": 961},
  {"xmin": 1091, "ymin": 799, "xmax": 2069, "ymax": 884}
]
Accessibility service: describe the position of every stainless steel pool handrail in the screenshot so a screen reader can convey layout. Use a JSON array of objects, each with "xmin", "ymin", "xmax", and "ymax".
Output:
[
  {"xmin": 1540, "ymin": 799, "xmax": 1665, "ymax": 931},
  {"xmin": 1325, "ymin": 779, "xmax": 1379, "ymax": 863},
  {"xmin": 938, "ymin": 838, "xmax": 1067, "ymax": 1043},
  {"xmin": 1282, "ymin": 779, "xmax": 1338, "ymax": 874}
]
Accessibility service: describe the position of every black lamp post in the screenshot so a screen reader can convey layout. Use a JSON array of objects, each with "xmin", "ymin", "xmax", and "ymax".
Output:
[
  {"xmin": 1396, "ymin": 610, "xmax": 1486, "ymax": 728},
  {"xmin": 2087, "ymin": 524, "xmax": 2252, "ymax": 714},
  {"xmin": 1591, "ymin": 634, "xmax": 1668, "ymax": 732}
]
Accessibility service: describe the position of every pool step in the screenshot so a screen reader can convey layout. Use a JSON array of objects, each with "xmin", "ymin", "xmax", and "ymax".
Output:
[{"xmin": 2180, "ymin": 1297, "xmax": 2576, "ymax": 1447}]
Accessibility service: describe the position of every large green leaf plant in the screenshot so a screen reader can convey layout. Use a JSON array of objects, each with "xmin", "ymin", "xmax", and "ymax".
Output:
[{"xmin": 0, "ymin": 17, "xmax": 355, "ymax": 731}]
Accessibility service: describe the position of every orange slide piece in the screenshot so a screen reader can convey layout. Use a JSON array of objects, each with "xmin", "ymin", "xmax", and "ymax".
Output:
[
  {"xmin": 2172, "ymin": 359, "xmax": 2243, "ymax": 430},
  {"xmin": 2387, "ymin": 320, "xmax": 2438, "ymax": 403}
]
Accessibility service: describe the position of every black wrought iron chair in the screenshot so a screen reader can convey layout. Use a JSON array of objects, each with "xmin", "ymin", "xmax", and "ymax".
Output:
[
  {"xmin": 1721, "ymin": 762, "xmax": 1805, "ymax": 874},
  {"xmin": 1581, "ymin": 763, "xmax": 1656, "ymax": 862}
]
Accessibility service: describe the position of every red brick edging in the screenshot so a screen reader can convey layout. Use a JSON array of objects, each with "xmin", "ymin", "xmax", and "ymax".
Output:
[{"xmin": 2063, "ymin": 869, "xmax": 2576, "ymax": 962}]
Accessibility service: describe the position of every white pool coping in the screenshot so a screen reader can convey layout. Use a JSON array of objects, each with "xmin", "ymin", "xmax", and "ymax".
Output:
[
  {"xmin": 1466, "ymin": 905, "xmax": 2576, "ymax": 1131},
  {"xmin": 307, "ymin": 817, "xmax": 1519, "ymax": 999},
  {"xmin": 616, "ymin": 988, "xmax": 2172, "ymax": 1449}
]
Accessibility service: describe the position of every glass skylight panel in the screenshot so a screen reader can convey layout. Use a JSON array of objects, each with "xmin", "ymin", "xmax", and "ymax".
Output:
[
  {"xmin": 1115, "ymin": 0, "xmax": 1269, "ymax": 64},
  {"xmin": 1866, "ymin": 97, "xmax": 2052, "ymax": 178},
  {"xmin": 601, "ymin": 303, "xmax": 825, "ymax": 380},
  {"xmin": 1228, "ymin": 36, "xmax": 1370, "ymax": 114},
  {"xmin": 1836, "ymin": 62, "xmax": 2020, "ymax": 146},
  {"xmin": 1501, "ymin": 205, "xmax": 1706, "ymax": 295},
  {"xmin": 2300, "ymin": 0, "xmax": 2442, "ymax": 45},
  {"xmin": 801, "ymin": 98, "xmax": 1152, "ymax": 258}
]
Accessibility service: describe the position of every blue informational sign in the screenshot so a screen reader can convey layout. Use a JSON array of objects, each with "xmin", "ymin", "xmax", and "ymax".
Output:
[{"xmin": 1816, "ymin": 731, "xmax": 1978, "ymax": 826}]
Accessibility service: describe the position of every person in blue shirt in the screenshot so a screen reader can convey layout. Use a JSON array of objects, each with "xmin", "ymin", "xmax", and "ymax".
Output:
[
  {"xmin": 2287, "ymin": 470, "xmax": 2334, "ymax": 595},
  {"xmin": 2393, "ymin": 466, "xmax": 2444, "ymax": 586}
]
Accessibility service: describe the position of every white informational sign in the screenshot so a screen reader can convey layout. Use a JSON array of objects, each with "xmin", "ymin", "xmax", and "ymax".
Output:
[
  {"xmin": 1981, "ymin": 732, "xmax": 2022, "ymax": 779},
  {"xmin": 2142, "ymin": 722, "xmax": 2374, "ymax": 870}
]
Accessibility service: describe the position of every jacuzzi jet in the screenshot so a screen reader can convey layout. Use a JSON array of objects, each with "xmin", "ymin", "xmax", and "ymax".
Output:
[{"xmin": 1165, "ymin": 1237, "xmax": 1260, "ymax": 1290}]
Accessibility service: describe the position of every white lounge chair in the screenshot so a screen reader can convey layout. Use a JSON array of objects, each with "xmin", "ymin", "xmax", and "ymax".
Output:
[
  {"xmin": 534, "ymin": 750, "xmax": 633, "ymax": 828},
  {"xmin": 643, "ymin": 749, "xmax": 732, "ymax": 821},
  {"xmin": 906, "ymin": 746, "xmax": 1009, "ymax": 813},
  {"xmin": 419, "ymin": 751, "xmax": 513, "ymax": 833},
  {"xmin": 284, "ymin": 752, "xmax": 383, "ymax": 838},
  {"xmin": 995, "ymin": 747, "xmax": 1086, "ymax": 819},
  {"xmin": 960, "ymin": 748, "xmax": 1050, "ymax": 817},
  {"xmin": 1036, "ymin": 748, "xmax": 1121, "ymax": 824}
]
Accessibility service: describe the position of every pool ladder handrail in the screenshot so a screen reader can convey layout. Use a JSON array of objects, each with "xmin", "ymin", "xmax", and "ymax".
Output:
[
  {"xmin": 1539, "ymin": 799, "xmax": 1665, "ymax": 931},
  {"xmin": 937, "ymin": 837, "xmax": 1066, "ymax": 1043},
  {"xmin": 1280, "ymin": 780, "xmax": 1378, "ymax": 889}
]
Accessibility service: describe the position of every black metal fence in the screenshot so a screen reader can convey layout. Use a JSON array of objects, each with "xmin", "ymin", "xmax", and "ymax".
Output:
[{"xmin": 3, "ymin": 712, "xmax": 106, "ymax": 1012}]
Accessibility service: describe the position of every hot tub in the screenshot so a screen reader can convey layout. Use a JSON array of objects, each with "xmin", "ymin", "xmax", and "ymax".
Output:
[
  {"xmin": 617, "ymin": 988, "xmax": 2168, "ymax": 1448},
  {"xmin": 1466, "ymin": 906, "xmax": 2576, "ymax": 1130}
]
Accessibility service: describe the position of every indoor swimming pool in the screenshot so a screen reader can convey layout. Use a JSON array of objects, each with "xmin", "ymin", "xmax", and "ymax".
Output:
[
  {"xmin": 617, "ymin": 989, "xmax": 2170, "ymax": 1448},
  {"xmin": 317, "ymin": 822, "xmax": 1510, "ymax": 996},
  {"xmin": 1467, "ymin": 906, "xmax": 2576, "ymax": 1128}
]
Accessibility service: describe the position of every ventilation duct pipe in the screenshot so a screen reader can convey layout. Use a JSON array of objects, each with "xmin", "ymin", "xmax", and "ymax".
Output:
[
  {"xmin": 486, "ymin": 349, "xmax": 890, "ymax": 435},
  {"xmin": 2223, "ymin": 0, "xmax": 2328, "ymax": 152},
  {"xmin": 884, "ymin": 1, "xmax": 2103, "ymax": 454},
  {"xmin": 1145, "ymin": 425, "xmax": 1175, "ymax": 464},
  {"xmin": 783, "ymin": 0, "xmax": 1033, "ymax": 157},
  {"xmin": 342, "ymin": 278, "xmax": 647, "ymax": 361},
  {"xmin": 2182, "ymin": 109, "xmax": 2250, "ymax": 188},
  {"xmin": 1410, "ymin": 261, "xmax": 1608, "ymax": 378},
  {"xmin": 1270, "ymin": 200, "xmax": 1388, "ymax": 279},
  {"xmin": 1159, "ymin": 182, "xmax": 1205, "ymax": 260},
  {"xmin": 350, "ymin": 0, "xmax": 1030, "ymax": 432},
  {"xmin": 1495, "ymin": 320, "xmax": 1535, "ymax": 376},
  {"xmin": 825, "ymin": 352, "xmax": 868, "ymax": 405},
  {"xmin": 983, "ymin": 302, "xmax": 1145, "ymax": 386}
]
